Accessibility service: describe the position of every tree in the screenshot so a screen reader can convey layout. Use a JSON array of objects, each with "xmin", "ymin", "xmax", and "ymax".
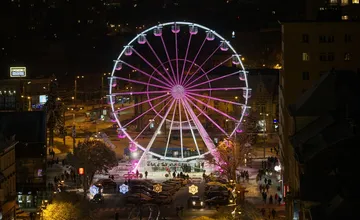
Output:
[
  {"xmin": 43, "ymin": 79, "xmax": 65, "ymax": 148},
  {"xmin": 205, "ymin": 139, "xmax": 252, "ymax": 182},
  {"xmin": 66, "ymin": 139, "xmax": 118, "ymax": 197}
]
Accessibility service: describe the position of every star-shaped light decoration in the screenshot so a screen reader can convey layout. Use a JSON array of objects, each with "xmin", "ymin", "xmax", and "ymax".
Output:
[
  {"xmin": 188, "ymin": 184, "xmax": 198, "ymax": 195},
  {"xmin": 119, "ymin": 184, "xmax": 129, "ymax": 194},
  {"xmin": 153, "ymin": 184, "xmax": 162, "ymax": 193}
]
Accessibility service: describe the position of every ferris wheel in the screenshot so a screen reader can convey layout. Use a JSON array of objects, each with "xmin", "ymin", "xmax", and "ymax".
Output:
[{"xmin": 108, "ymin": 21, "xmax": 251, "ymax": 169}]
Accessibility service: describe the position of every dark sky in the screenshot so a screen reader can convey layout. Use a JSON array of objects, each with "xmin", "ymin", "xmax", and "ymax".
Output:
[{"xmin": 0, "ymin": 0, "xmax": 301, "ymax": 79}]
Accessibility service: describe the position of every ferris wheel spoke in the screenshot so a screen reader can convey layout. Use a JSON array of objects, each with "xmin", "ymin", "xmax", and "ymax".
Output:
[
  {"xmin": 134, "ymin": 98, "xmax": 173, "ymax": 141},
  {"xmin": 160, "ymin": 36, "xmax": 177, "ymax": 84},
  {"xmin": 186, "ymin": 70, "xmax": 240, "ymax": 90},
  {"xmin": 175, "ymin": 32, "xmax": 180, "ymax": 84},
  {"xmin": 122, "ymin": 96, "xmax": 172, "ymax": 128},
  {"xmin": 112, "ymin": 76, "xmax": 170, "ymax": 90},
  {"xmin": 185, "ymin": 94, "xmax": 238, "ymax": 122},
  {"xmin": 118, "ymin": 60, "xmax": 172, "ymax": 88},
  {"xmin": 188, "ymin": 87, "xmax": 247, "ymax": 92},
  {"xmin": 114, "ymin": 93, "xmax": 169, "ymax": 113},
  {"xmin": 145, "ymin": 40, "xmax": 177, "ymax": 85},
  {"xmin": 134, "ymin": 99, "xmax": 176, "ymax": 171},
  {"xmin": 185, "ymin": 97, "xmax": 229, "ymax": 137},
  {"xmin": 181, "ymin": 38, "xmax": 206, "ymax": 85},
  {"xmin": 180, "ymin": 34, "xmax": 192, "ymax": 85},
  {"xmin": 131, "ymin": 49, "xmax": 175, "ymax": 87},
  {"xmin": 187, "ymin": 92, "xmax": 246, "ymax": 107},
  {"xmin": 180, "ymin": 99, "xmax": 201, "ymax": 156},
  {"xmin": 183, "ymin": 45, "xmax": 221, "ymax": 87},
  {"xmin": 164, "ymin": 100, "xmax": 178, "ymax": 158},
  {"xmin": 185, "ymin": 56, "xmax": 232, "ymax": 88},
  {"xmin": 111, "ymin": 90, "xmax": 169, "ymax": 96},
  {"xmin": 178, "ymin": 99, "xmax": 184, "ymax": 158}
]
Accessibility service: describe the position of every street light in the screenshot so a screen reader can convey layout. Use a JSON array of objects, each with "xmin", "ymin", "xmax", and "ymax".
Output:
[{"xmin": 74, "ymin": 75, "xmax": 85, "ymax": 107}]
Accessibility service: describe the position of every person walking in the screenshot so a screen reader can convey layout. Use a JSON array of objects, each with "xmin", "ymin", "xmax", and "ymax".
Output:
[
  {"xmin": 272, "ymin": 209, "xmax": 276, "ymax": 219},
  {"xmin": 145, "ymin": 171, "xmax": 148, "ymax": 179}
]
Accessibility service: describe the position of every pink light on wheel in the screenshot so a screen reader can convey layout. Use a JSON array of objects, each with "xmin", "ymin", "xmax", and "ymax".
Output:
[
  {"xmin": 109, "ymin": 22, "xmax": 250, "ymax": 167},
  {"xmin": 129, "ymin": 142, "xmax": 137, "ymax": 152}
]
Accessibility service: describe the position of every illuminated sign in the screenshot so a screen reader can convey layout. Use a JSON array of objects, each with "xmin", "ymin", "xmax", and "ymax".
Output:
[
  {"xmin": 39, "ymin": 95, "xmax": 48, "ymax": 104},
  {"xmin": 10, "ymin": 67, "xmax": 26, "ymax": 77}
]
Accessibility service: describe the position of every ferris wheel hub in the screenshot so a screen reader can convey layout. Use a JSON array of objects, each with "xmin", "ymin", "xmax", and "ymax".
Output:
[{"xmin": 171, "ymin": 85, "xmax": 186, "ymax": 99}]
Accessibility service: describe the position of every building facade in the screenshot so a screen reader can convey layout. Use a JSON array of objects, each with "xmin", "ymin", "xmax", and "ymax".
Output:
[
  {"xmin": 0, "ymin": 136, "xmax": 17, "ymax": 220},
  {"xmin": 306, "ymin": 0, "xmax": 360, "ymax": 21},
  {"xmin": 279, "ymin": 21, "xmax": 360, "ymax": 219}
]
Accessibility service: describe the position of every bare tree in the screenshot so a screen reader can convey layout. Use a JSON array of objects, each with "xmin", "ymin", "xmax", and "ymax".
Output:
[
  {"xmin": 66, "ymin": 139, "xmax": 118, "ymax": 197},
  {"xmin": 204, "ymin": 138, "xmax": 252, "ymax": 182}
]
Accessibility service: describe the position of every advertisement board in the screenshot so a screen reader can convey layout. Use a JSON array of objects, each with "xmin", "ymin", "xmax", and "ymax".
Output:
[{"xmin": 10, "ymin": 67, "xmax": 26, "ymax": 77}]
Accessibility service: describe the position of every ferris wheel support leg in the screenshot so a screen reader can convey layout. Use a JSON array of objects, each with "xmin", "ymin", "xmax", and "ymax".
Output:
[
  {"xmin": 182, "ymin": 99, "xmax": 222, "ymax": 164},
  {"xmin": 164, "ymin": 101, "xmax": 178, "ymax": 158},
  {"xmin": 133, "ymin": 100, "xmax": 176, "ymax": 172},
  {"xmin": 181, "ymin": 99, "xmax": 201, "ymax": 156}
]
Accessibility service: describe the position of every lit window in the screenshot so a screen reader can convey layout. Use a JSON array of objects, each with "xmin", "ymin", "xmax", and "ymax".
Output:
[
  {"xmin": 330, "ymin": 0, "xmax": 338, "ymax": 4},
  {"xmin": 342, "ymin": 15, "xmax": 349, "ymax": 20},
  {"xmin": 352, "ymin": 0, "xmax": 359, "ymax": 4},
  {"xmin": 341, "ymin": 0, "xmax": 349, "ymax": 5},
  {"xmin": 232, "ymin": 31, "xmax": 235, "ymax": 38},
  {"xmin": 77, "ymin": 20, "xmax": 81, "ymax": 23},
  {"xmin": 320, "ymin": 7, "xmax": 325, "ymax": 10},
  {"xmin": 302, "ymin": 53, "xmax": 310, "ymax": 61},
  {"xmin": 302, "ymin": 72, "xmax": 310, "ymax": 80},
  {"xmin": 344, "ymin": 53, "xmax": 351, "ymax": 61}
]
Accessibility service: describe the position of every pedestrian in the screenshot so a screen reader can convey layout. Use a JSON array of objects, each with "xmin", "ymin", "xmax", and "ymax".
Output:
[
  {"xmin": 136, "ymin": 170, "xmax": 139, "ymax": 178},
  {"xmin": 115, "ymin": 212, "xmax": 119, "ymax": 220},
  {"xmin": 269, "ymin": 195, "xmax": 273, "ymax": 204},
  {"xmin": 278, "ymin": 196, "xmax": 282, "ymax": 205},
  {"xmin": 264, "ymin": 178, "xmax": 267, "ymax": 184},
  {"xmin": 272, "ymin": 209, "xmax": 276, "ymax": 219},
  {"xmin": 274, "ymin": 193, "xmax": 278, "ymax": 201},
  {"xmin": 145, "ymin": 170, "xmax": 148, "ymax": 179},
  {"xmin": 270, "ymin": 148, "xmax": 273, "ymax": 153},
  {"xmin": 260, "ymin": 208, "xmax": 266, "ymax": 216}
]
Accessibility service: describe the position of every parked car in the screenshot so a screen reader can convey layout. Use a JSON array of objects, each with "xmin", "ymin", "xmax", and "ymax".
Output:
[
  {"xmin": 94, "ymin": 179, "xmax": 117, "ymax": 192},
  {"xmin": 126, "ymin": 193, "xmax": 153, "ymax": 204},
  {"xmin": 91, "ymin": 193, "xmax": 104, "ymax": 203},
  {"xmin": 205, "ymin": 196, "xmax": 229, "ymax": 206},
  {"xmin": 205, "ymin": 190, "xmax": 229, "ymax": 199},
  {"xmin": 187, "ymin": 196, "xmax": 205, "ymax": 209}
]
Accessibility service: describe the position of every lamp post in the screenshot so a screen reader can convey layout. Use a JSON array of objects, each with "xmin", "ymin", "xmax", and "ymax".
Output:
[
  {"xmin": 74, "ymin": 75, "xmax": 84, "ymax": 107},
  {"xmin": 101, "ymin": 73, "xmax": 111, "ymax": 107}
]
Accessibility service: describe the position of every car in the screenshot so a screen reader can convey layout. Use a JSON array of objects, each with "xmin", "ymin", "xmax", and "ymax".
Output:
[
  {"xmin": 91, "ymin": 193, "xmax": 104, "ymax": 203},
  {"xmin": 125, "ymin": 193, "xmax": 153, "ymax": 204},
  {"xmin": 94, "ymin": 179, "xmax": 117, "ymax": 191},
  {"xmin": 187, "ymin": 196, "xmax": 205, "ymax": 209},
  {"xmin": 205, "ymin": 196, "xmax": 229, "ymax": 206}
]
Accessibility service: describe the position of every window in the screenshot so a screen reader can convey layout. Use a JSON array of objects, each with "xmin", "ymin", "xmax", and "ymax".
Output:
[
  {"xmin": 328, "ymin": 36, "xmax": 334, "ymax": 42},
  {"xmin": 330, "ymin": 0, "xmax": 338, "ymax": 4},
  {"xmin": 319, "ymin": 35, "xmax": 326, "ymax": 43},
  {"xmin": 353, "ymin": 0, "xmax": 359, "ymax": 4},
  {"xmin": 342, "ymin": 15, "xmax": 349, "ymax": 20},
  {"xmin": 302, "ymin": 34, "xmax": 309, "ymax": 43},
  {"xmin": 302, "ymin": 72, "xmax": 310, "ymax": 80},
  {"xmin": 344, "ymin": 53, "xmax": 351, "ymax": 61},
  {"xmin": 328, "ymin": 53, "xmax": 335, "ymax": 61},
  {"xmin": 342, "ymin": 0, "xmax": 349, "ymax": 5},
  {"xmin": 320, "ymin": 53, "xmax": 327, "ymax": 61},
  {"xmin": 345, "ymin": 34, "xmax": 352, "ymax": 42},
  {"xmin": 302, "ymin": 53, "xmax": 310, "ymax": 61}
]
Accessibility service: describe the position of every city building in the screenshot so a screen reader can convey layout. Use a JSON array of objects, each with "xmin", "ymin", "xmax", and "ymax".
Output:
[
  {"xmin": 0, "ymin": 111, "xmax": 48, "ymax": 216},
  {"xmin": 306, "ymin": 0, "xmax": 360, "ymax": 21},
  {"xmin": 279, "ymin": 21, "xmax": 360, "ymax": 219},
  {"xmin": 0, "ymin": 134, "xmax": 17, "ymax": 220},
  {"xmin": 247, "ymin": 70, "xmax": 279, "ymax": 135},
  {"xmin": 288, "ymin": 70, "xmax": 360, "ymax": 219},
  {"xmin": 0, "ymin": 76, "xmax": 53, "ymax": 111}
]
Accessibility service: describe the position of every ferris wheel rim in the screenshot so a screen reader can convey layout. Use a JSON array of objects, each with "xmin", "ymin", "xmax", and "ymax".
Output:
[{"xmin": 109, "ymin": 21, "xmax": 250, "ymax": 161}]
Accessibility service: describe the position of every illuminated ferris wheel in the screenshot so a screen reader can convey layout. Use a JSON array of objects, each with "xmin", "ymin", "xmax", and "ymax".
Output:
[{"xmin": 108, "ymin": 21, "xmax": 251, "ymax": 168}]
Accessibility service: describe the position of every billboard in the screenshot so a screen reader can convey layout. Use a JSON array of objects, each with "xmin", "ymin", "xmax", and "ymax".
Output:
[{"xmin": 10, "ymin": 67, "xmax": 26, "ymax": 77}]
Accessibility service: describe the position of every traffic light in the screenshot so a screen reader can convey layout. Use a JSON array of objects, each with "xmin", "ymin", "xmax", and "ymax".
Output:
[{"xmin": 78, "ymin": 168, "xmax": 84, "ymax": 175}]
